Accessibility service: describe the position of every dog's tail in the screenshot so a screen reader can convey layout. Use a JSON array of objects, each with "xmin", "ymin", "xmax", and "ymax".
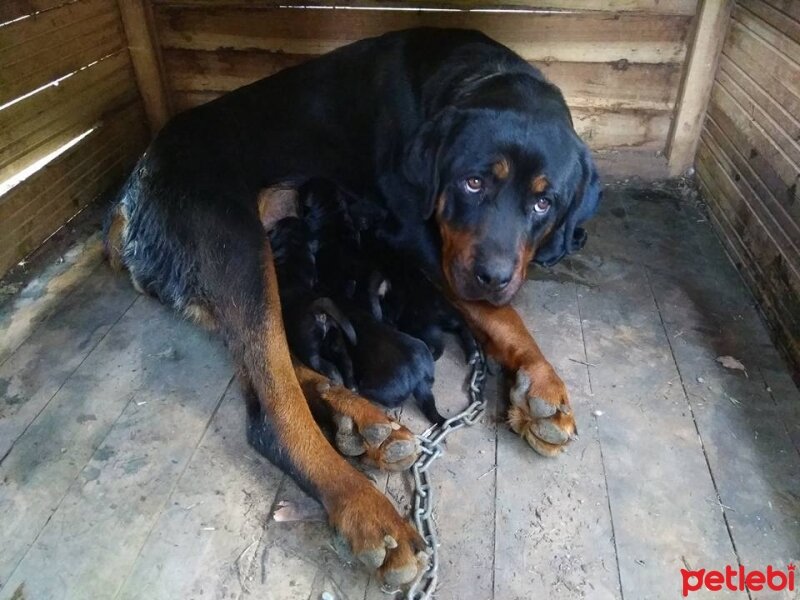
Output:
[{"xmin": 311, "ymin": 297, "xmax": 357, "ymax": 346}]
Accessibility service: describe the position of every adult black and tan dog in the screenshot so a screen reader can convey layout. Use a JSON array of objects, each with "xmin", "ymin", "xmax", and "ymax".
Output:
[{"xmin": 105, "ymin": 28, "xmax": 600, "ymax": 585}]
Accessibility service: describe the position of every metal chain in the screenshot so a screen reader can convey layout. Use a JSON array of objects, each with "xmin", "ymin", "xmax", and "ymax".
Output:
[{"xmin": 404, "ymin": 347, "xmax": 488, "ymax": 600}]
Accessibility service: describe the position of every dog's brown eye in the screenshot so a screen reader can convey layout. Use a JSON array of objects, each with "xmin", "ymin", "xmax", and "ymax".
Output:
[
  {"xmin": 533, "ymin": 198, "xmax": 551, "ymax": 214},
  {"xmin": 464, "ymin": 177, "xmax": 483, "ymax": 193}
]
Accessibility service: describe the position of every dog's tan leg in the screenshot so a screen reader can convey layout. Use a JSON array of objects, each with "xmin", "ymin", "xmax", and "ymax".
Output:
[
  {"xmin": 241, "ymin": 244, "xmax": 423, "ymax": 585},
  {"xmin": 456, "ymin": 300, "xmax": 576, "ymax": 457},
  {"xmin": 294, "ymin": 363, "xmax": 419, "ymax": 471}
]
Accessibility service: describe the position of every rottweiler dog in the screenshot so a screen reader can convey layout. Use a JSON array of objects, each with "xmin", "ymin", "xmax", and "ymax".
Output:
[{"xmin": 105, "ymin": 27, "xmax": 600, "ymax": 585}]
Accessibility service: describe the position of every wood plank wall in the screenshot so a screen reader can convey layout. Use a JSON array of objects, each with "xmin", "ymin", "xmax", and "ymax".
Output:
[
  {"xmin": 149, "ymin": 0, "xmax": 699, "ymax": 177},
  {"xmin": 0, "ymin": 0, "xmax": 149, "ymax": 277},
  {"xmin": 696, "ymin": 0, "xmax": 800, "ymax": 370}
]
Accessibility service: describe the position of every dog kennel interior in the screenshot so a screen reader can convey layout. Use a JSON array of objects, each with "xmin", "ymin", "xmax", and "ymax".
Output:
[{"xmin": 0, "ymin": 1, "xmax": 798, "ymax": 598}]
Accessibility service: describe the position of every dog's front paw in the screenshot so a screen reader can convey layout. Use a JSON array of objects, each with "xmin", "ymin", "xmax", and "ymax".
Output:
[
  {"xmin": 328, "ymin": 482, "xmax": 426, "ymax": 585},
  {"xmin": 507, "ymin": 366, "xmax": 576, "ymax": 457}
]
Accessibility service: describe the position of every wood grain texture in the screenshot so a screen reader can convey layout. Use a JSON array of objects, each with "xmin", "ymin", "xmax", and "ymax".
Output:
[
  {"xmin": 0, "ymin": 0, "xmax": 125, "ymax": 106},
  {"xmin": 695, "ymin": 0, "xmax": 800, "ymax": 370},
  {"xmin": 0, "ymin": 50, "xmax": 138, "ymax": 187},
  {"xmin": 117, "ymin": 0, "xmax": 172, "ymax": 132},
  {"xmin": 666, "ymin": 0, "xmax": 734, "ymax": 176},
  {"xmin": 153, "ymin": 6, "xmax": 692, "ymax": 64},
  {"xmin": 150, "ymin": 0, "xmax": 698, "ymax": 15},
  {"xmin": 0, "ymin": 102, "xmax": 148, "ymax": 277},
  {"xmin": 0, "ymin": 0, "xmax": 72, "ymax": 23}
]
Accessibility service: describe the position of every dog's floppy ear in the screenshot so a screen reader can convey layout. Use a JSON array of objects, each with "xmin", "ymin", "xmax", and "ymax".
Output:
[
  {"xmin": 535, "ymin": 145, "xmax": 602, "ymax": 267},
  {"xmin": 402, "ymin": 107, "xmax": 462, "ymax": 219}
]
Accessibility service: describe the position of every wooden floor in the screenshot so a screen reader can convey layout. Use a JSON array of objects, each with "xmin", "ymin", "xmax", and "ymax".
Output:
[{"xmin": 1, "ymin": 183, "xmax": 798, "ymax": 600}]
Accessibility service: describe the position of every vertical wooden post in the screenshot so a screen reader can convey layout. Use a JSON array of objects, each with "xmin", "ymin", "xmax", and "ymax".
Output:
[
  {"xmin": 116, "ymin": 0, "xmax": 171, "ymax": 134},
  {"xmin": 666, "ymin": 0, "xmax": 734, "ymax": 177}
]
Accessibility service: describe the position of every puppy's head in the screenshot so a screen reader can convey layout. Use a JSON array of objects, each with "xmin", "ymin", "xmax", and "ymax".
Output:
[{"xmin": 404, "ymin": 73, "xmax": 601, "ymax": 305}]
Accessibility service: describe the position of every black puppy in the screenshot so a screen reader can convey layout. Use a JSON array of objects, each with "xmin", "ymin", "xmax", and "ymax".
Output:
[
  {"xmin": 370, "ymin": 264, "xmax": 477, "ymax": 362},
  {"xmin": 298, "ymin": 182, "xmax": 446, "ymax": 425},
  {"xmin": 268, "ymin": 216, "xmax": 357, "ymax": 389}
]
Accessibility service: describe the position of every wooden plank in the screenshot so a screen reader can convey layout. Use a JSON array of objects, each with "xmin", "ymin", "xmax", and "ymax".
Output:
[
  {"xmin": 716, "ymin": 69, "xmax": 800, "ymax": 175},
  {"xmin": 153, "ymin": 6, "xmax": 692, "ymax": 64},
  {"xmin": 169, "ymin": 84, "xmax": 669, "ymax": 152},
  {"xmin": 666, "ymin": 0, "xmax": 734, "ymax": 176},
  {"xmin": 740, "ymin": 0, "xmax": 800, "ymax": 45},
  {"xmin": 648, "ymin": 262, "xmax": 800, "ymax": 574},
  {"xmin": 721, "ymin": 22, "xmax": 800, "ymax": 139},
  {"xmin": 695, "ymin": 147, "xmax": 800, "ymax": 346},
  {"xmin": 117, "ymin": 0, "xmax": 172, "ymax": 132},
  {"xmin": 571, "ymin": 108, "xmax": 670, "ymax": 151},
  {"xmin": 114, "ymin": 384, "xmax": 285, "ymax": 600},
  {"xmin": 0, "ymin": 236, "xmax": 104, "ymax": 361},
  {"xmin": 606, "ymin": 178, "xmax": 800, "ymax": 572},
  {"xmin": 494, "ymin": 279, "xmax": 620, "ymax": 599},
  {"xmin": 163, "ymin": 48, "xmax": 681, "ymax": 112},
  {"xmin": 0, "ymin": 103, "xmax": 148, "ymax": 277},
  {"xmin": 593, "ymin": 148, "xmax": 670, "ymax": 181},
  {"xmin": 0, "ymin": 265, "xmax": 137, "ymax": 462},
  {"xmin": 760, "ymin": 0, "xmax": 800, "ymax": 24},
  {"xmin": 574, "ymin": 203, "xmax": 743, "ymax": 597},
  {"xmin": 0, "ymin": 295, "xmax": 233, "ymax": 597},
  {"xmin": 707, "ymin": 82, "xmax": 799, "ymax": 201},
  {"xmin": 734, "ymin": 2, "xmax": 800, "ymax": 65},
  {"xmin": 0, "ymin": 102, "xmax": 146, "ymax": 238},
  {"xmin": 0, "ymin": 50, "xmax": 139, "ymax": 189},
  {"xmin": 700, "ymin": 180, "xmax": 800, "ymax": 370},
  {"xmin": 150, "ymin": 0, "xmax": 699, "ymax": 16},
  {"xmin": 0, "ymin": 0, "xmax": 124, "ymax": 106},
  {"xmin": 0, "ymin": 0, "xmax": 73, "ymax": 23},
  {"xmin": 702, "ymin": 121, "xmax": 800, "ymax": 259}
]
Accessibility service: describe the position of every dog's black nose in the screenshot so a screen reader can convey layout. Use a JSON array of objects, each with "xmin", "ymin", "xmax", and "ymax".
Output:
[{"xmin": 474, "ymin": 258, "xmax": 514, "ymax": 291}]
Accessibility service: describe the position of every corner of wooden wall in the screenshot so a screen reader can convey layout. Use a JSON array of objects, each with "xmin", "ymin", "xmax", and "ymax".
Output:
[
  {"xmin": 665, "ymin": 0, "xmax": 736, "ymax": 178},
  {"xmin": 116, "ymin": 0, "xmax": 172, "ymax": 135}
]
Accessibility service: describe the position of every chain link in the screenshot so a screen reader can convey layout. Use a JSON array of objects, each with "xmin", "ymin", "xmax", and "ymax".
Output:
[{"xmin": 404, "ymin": 347, "xmax": 488, "ymax": 600}]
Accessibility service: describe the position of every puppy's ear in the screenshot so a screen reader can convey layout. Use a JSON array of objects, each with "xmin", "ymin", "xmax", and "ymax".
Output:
[
  {"xmin": 403, "ymin": 107, "xmax": 461, "ymax": 219},
  {"xmin": 535, "ymin": 145, "xmax": 602, "ymax": 267}
]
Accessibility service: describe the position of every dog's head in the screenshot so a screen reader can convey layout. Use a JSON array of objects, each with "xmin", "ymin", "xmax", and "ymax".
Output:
[{"xmin": 404, "ymin": 73, "xmax": 601, "ymax": 305}]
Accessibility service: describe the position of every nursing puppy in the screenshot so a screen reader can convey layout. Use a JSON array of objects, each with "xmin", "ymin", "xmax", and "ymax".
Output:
[
  {"xmin": 269, "ymin": 216, "xmax": 357, "ymax": 389},
  {"xmin": 298, "ymin": 183, "xmax": 445, "ymax": 424}
]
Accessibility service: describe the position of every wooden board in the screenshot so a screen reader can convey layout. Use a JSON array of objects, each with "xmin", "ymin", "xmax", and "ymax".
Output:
[
  {"xmin": 0, "ymin": 0, "xmax": 72, "ymax": 23},
  {"xmin": 0, "ymin": 294, "xmax": 233, "ymax": 597},
  {"xmin": 696, "ymin": 0, "xmax": 800, "ymax": 371},
  {"xmin": 0, "ymin": 265, "xmax": 138, "ymax": 462},
  {"xmin": 163, "ymin": 48, "xmax": 681, "ymax": 112},
  {"xmin": 0, "ymin": 0, "xmax": 125, "ymax": 106},
  {"xmin": 0, "ymin": 102, "xmax": 148, "ymax": 277},
  {"xmin": 665, "ymin": 0, "xmax": 733, "ymax": 175},
  {"xmin": 574, "ymin": 189, "xmax": 745, "ymax": 598},
  {"xmin": 114, "ymin": 384, "xmax": 285, "ymax": 600},
  {"xmin": 494, "ymin": 279, "xmax": 620, "ymax": 599},
  {"xmin": 150, "ymin": 0, "xmax": 699, "ymax": 16},
  {"xmin": 0, "ymin": 50, "xmax": 139, "ymax": 191},
  {"xmin": 153, "ymin": 6, "xmax": 692, "ymax": 65}
]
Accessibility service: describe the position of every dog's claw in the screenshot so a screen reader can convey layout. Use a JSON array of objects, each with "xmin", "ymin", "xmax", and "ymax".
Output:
[
  {"xmin": 362, "ymin": 423, "xmax": 392, "ymax": 446},
  {"xmin": 358, "ymin": 546, "xmax": 387, "ymax": 570}
]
